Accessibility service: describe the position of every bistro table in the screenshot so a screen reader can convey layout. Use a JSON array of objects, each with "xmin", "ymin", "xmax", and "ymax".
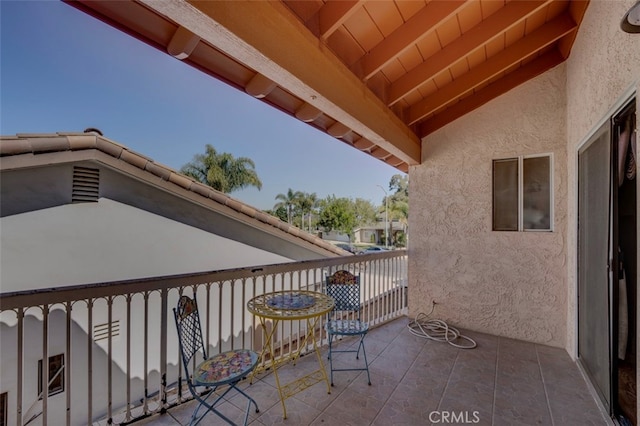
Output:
[{"xmin": 247, "ymin": 290, "xmax": 334, "ymax": 419}]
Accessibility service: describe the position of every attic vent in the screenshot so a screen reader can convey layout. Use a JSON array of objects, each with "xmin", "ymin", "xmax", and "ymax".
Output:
[
  {"xmin": 72, "ymin": 166, "xmax": 100, "ymax": 203},
  {"xmin": 93, "ymin": 320, "xmax": 120, "ymax": 342}
]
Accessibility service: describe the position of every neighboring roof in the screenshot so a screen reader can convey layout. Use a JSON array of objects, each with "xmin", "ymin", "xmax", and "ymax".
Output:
[
  {"xmin": 68, "ymin": 1, "xmax": 588, "ymax": 172},
  {"xmin": 0, "ymin": 131, "xmax": 347, "ymax": 257}
]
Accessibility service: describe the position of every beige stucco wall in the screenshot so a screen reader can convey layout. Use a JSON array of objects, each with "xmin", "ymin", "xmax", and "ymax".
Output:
[
  {"xmin": 409, "ymin": 0, "xmax": 640, "ymax": 353},
  {"xmin": 564, "ymin": 0, "xmax": 639, "ymax": 360},
  {"xmin": 409, "ymin": 65, "xmax": 568, "ymax": 347}
]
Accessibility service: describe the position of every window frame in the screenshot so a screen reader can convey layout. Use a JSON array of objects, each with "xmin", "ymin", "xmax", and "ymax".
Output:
[
  {"xmin": 0, "ymin": 392, "xmax": 6, "ymax": 426},
  {"xmin": 38, "ymin": 353, "xmax": 65, "ymax": 398},
  {"xmin": 492, "ymin": 153, "xmax": 554, "ymax": 232}
]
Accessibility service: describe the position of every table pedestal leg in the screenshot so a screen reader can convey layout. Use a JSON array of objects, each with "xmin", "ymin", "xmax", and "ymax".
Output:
[{"xmin": 250, "ymin": 314, "xmax": 332, "ymax": 419}]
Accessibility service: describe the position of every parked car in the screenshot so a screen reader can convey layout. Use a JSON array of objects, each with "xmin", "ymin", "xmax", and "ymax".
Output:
[
  {"xmin": 335, "ymin": 243, "xmax": 356, "ymax": 254},
  {"xmin": 360, "ymin": 246, "xmax": 389, "ymax": 254}
]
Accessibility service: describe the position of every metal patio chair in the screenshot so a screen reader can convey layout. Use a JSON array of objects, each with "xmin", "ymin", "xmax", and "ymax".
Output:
[
  {"xmin": 173, "ymin": 295, "xmax": 259, "ymax": 425},
  {"xmin": 324, "ymin": 270, "xmax": 371, "ymax": 386}
]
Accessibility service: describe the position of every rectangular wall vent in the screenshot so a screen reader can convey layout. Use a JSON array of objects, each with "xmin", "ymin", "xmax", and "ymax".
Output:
[
  {"xmin": 72, "ymin": 166, "xmax": 100, "ymax": 203},
  {"xmin": 93, "ymin": 320, "xmax": 120, "ymax": 342}
]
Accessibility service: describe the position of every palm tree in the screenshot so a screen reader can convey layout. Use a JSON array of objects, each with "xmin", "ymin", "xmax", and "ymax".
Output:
[
  {"xmin": 180, "ymin": 144, "xmax": 262, "ymax": 193},
  {"xmin": 296, "ymin": 192, "xmax": 318, "ymax": 232},
  {"xmin": 274, "ymin": 188, "xmax": 302, "ymax": 224}
]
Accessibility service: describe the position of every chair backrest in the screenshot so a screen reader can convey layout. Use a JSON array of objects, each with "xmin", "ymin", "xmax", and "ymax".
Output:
[
  {"xmin": 173, "ymin": 295, "xmax": 207, "ymax": 376},
  {"xmin": 325, "ymin": 270, "xmax": 361, "ymax": 313}
]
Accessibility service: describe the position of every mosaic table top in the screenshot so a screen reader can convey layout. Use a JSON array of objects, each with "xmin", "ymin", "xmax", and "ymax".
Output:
[
  {"xmin": 193, "ymin": 349, "xmax": 258, "ymax": 386},
  {"xmin": 247, "ymin": 290, "xmax": 334, "ymax": 320}
]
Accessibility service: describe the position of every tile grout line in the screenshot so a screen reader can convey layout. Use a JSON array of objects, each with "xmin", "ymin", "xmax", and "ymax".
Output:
[
  {"xmin": 434, "ymin": 344, "xmax": 461, "ymax": 415},
  {"xmin": 368, "ymin": 324, "xmax": 425, "ymax": 425},
  {"xmin": 491, "ymin": 336, "xmax": 500, "ymax": 426},
  {"xmin": 535, "ymin": 344, "xmax": 555, "ymax": 426}
]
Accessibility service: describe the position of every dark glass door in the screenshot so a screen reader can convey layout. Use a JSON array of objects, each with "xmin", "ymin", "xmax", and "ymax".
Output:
[{"xmin": 578, "ymin": 121, "xmax": 612, "ymax": 411}]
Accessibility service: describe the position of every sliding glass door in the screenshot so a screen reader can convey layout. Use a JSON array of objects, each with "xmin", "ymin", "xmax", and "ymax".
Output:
[{"xmin": 578, "ymin": 121, "xmax": 612, "ymax": 411}]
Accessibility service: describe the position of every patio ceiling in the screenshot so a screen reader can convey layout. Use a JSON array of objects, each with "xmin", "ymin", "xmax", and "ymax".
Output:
[{"xmin": 67, "ymin": 0, "xmax": 589, "ymax": 173}]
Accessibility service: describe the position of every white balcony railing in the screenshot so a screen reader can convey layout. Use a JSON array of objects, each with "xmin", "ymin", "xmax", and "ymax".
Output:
[{"xmin": 0, "ymin": 250, "xmax": 407, "ymax": 426}]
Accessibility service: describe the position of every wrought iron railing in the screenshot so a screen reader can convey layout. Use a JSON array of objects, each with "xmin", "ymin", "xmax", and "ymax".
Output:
[{"xmin": 0, "ymin": 250, "xmax": 407, "ymax": 426}]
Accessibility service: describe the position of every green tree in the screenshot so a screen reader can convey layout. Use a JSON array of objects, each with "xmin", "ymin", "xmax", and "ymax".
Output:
[
  {"xmin": 317, "ymin": 196, "xmax": 357, "ymax": 240},
  {"xmin": 389, "ymin": 174, "xmax": 408, "ymax": 197},
  {"xmin": 353, "ymin": 198, "xmax": 377, "ymax": 227},
  {"xmin": 296, "ymin": 192, "xmax": 319, "ymax": 232},
  {"xmin": 385, "ymin": 174, "xmax": 409, "ymax": 246},
  {"xmin": 274, "ymin": 188, "xmax": 302, "ymax": 224},
  {"xmin": 180, "ymin": 144, "xmax": 262, "ymax": 193}
]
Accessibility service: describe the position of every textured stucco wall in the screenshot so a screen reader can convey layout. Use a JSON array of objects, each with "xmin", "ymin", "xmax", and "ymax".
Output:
[
  {"xmin": 409, "ymin": 66, "xmax": 568, "ymax": 347},
  {"xmin": 564, "ymin": 0, "xmax": 640, "ymax": 359}
]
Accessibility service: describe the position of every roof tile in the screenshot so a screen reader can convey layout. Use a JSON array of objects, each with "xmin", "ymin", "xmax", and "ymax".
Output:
[
  {"xmin": 0, "ymin": 139, "xmax": 32, "ymax": 156},
  {"xmin": 224, "ymin": 198, "xmax": 244, "ymax": 212},
  {"xmin": 207, "ymin": 190, "xmax": 230, "ymax": 205},
  {"xmin": 96, "ymin": 137, "xmax": 124, "ymax": 158},
  {"xmin": 239, "ymin": 204, "xmax": 257, "ymax": 218},
  {"xmin": 67, "ymin": 135, "xmax": 98, "ymax": 150},
  {"xmin": 168, "ymin": 172, "xmax": 193, "ymax": 190},
  {"xmin": 119, "ymin": 149, "xmax": 150, "ymax": 169},
  {"xmin": 31, "ymin": 136, "xmax": 70, "ymax": 153},
  {"xmin": 144, "ymin": 162, "xmax": 171, "ymax": 180},
  {"xmin": 191, "ymin": 182, "xmax": 212, "ymax": 198}
]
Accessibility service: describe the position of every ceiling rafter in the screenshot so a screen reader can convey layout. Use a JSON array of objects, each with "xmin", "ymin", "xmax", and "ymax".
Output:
[
  {"xmin": 314, "ymin": 0, "xmax": 363, "ymax": 39},
  {"xmin": 295, "ymin": 102, "xmax": 323, "ymax": 122},
  {"xmin": 419, "ymin": 49, "xmax": 565, "ymax": 136},
  {"xmin": 167, "ymin": 26, "xmax": 199, "ymax": 59},
  {"xmin": 245, "ymin": 73, "xmax": 277, "ymax": 98},
  {"xmin": 354, "ymin": 0, "xmax": 467, "ymax": 80},
  {"xmin": 407, "ymin": 13, "xmax": 576, "ymax": 125},
  {"xmin": 388, "ymin": 0, "xmax": 552, "ymax": 106}
]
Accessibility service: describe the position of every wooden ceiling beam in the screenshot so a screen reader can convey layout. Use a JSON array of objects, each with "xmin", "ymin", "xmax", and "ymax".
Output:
[
  {"xmin": 370, "ymin": 147, "xmax": 391, "ymax": 159},
  {"xmin": 327, "ymin": 122, "xmax": 351, "ymax": 138},
  {"xmin": 558, "ymin": 0, "xmax": 590, "ymax": 58},
  {"xmin": 316, "ymin": 0, "xmax": 363, "ymax": 39},
  {"xmin": 407, "ymin": 13, "xmax": 576, "ymax": 125},
  {"xmin": 388, "ymin": 0, "xmax": 551, "ymax": 105},
  {"xmin": 353, "ymin": 137, "xmax": 375, "ymax": 150},
  {"xmin": 419, "ymin": 49, "xmax": 565, "ymax": 136},
  {"xmin": 167, "ymin": 26, "xmax": 200, "ymax": 59},
  {"xmin": 245, "ymin": 73, "xmax": 277, "ymax": 98},
  {"xmin": 295, "ymin": 102, "xmax": 323, "ymax": 122},
  {"xmin": 141, "ymin": 0, "xmax": 420, "ymax": 165},
  {"xmin": 355, "ymin": 0, "xmax": 467, "ymax": 80}
]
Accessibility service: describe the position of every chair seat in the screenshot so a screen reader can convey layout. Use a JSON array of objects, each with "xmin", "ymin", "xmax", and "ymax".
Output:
[
  {"xmin": 327, "ymin": 319, "xmax": 369, "ymax": 335},
  {"xmin": 193, "ymin": 349, "xmax": 258, "ymax": 386}
]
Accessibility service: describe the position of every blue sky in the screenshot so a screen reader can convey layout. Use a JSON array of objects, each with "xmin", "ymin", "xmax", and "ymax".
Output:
[{"xmin": 0, "ymin": 1, "xmax": 403, "ymax": 210}]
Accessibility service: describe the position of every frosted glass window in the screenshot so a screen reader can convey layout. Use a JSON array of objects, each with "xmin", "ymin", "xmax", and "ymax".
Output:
[
  {"xmin": 493, "ymin": 155, "xmax": 552, "ymax": 232},
  {"xmin": 523, "ymin": 156, "xmax": 551, "ymax": 230},
  {"xmin": 493, "ymin": 159, "xmax": 518, "ymax": 231}
]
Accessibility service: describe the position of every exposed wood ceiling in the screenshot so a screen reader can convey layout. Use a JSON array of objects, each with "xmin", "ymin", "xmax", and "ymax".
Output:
[{"xmin": 67, "ymin": 0, "xmax": 589, "ymax": 173}]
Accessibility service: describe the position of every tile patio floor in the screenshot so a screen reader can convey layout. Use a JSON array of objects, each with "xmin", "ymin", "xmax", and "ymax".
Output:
[{"xmin": 136, "ymin": 317, "xmax": 610, "ymax": 425}]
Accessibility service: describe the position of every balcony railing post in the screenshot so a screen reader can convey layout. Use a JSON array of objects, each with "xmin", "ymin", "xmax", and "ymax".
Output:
[
  {"xmin": 142, "ymin": 293, "xmax": 149, "ymax": 415},
  {"xmin": 126, "ymin": 294, "xmax": 132, "ymax": 422},
  {"xmin": 41, "ymin": 304, "xmax": 49, "ymax": 426},
  {"xmin": 65, "ymin": 303, "xmax": 72, "ymax": 426},
  {"xmin": 87, "ymin": 299, "xmax": 93, "ymax": 426},
  {"xmin": 16, "ymin": 308, "xmax": 23, "ymax": 426},
  {"xmin": 107, "ymin": 296, "xmax": 113, "ymax": 424},
  {"xmin": 160, "ymin": 287, "xmax": 168, "ymax": 413}
]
